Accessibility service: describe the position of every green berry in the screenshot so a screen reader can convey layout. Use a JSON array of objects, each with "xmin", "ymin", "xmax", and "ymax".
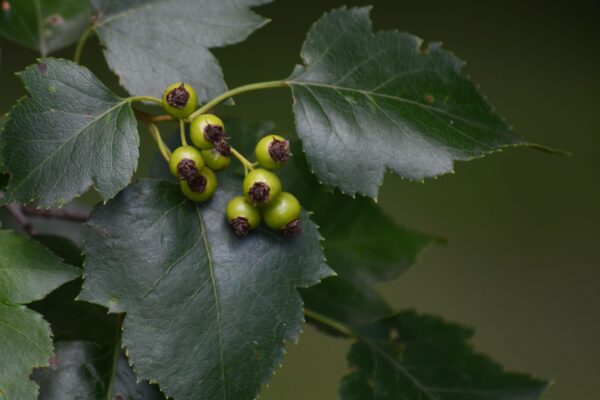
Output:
[
  {"xmin": 243, "ymin": 168, "xmax": 282, "ymax": 206},
  {"xmin": 180, "ymin": 167, "xmax": 217, "ymax": 202},
  {"xmin": 169, "ymin": 146, "xmax": 204, "ymax": 180},
  {"xmin": 201, "ymin": 149, "xmax": 230, "ymax": 172},
  {"xmin": 262, "ymin": 192, "xmax": 302, "ymax": 236},
  {"xmin": 255, "ymin": 134, "xmax": 290, "ymax": 170},
  {"xmin": 190, "ymin": 114, "xmax": 227, "ymax": 150},
  {"xmin": 162, "ymin": 83, "xmax": 197, "ymax": 119},
  {"xmin": 226, "ymin": 196, "xmax": 261, "ymax": 237}
]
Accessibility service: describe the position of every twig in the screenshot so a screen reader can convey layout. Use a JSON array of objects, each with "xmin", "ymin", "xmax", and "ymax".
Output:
[
  {"xmin": 1, "ymin": 190, "xmax": 35, "ymax": 235},
  {"xmin": 134, "ymin": 109, "xmax": 173, "ymax": 123},
  {"xmin": 21, "ymin": 206, "xmax": 88, "ymax": 223}
]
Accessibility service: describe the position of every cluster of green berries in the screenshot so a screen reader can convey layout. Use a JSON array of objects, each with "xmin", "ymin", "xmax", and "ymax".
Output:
[{"xmin": 162, "ymin": 83, "xmax": 302, "ymax": 238}]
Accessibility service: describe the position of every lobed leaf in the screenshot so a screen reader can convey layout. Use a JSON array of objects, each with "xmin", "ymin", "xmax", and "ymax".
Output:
[
  {"xmin": 0, "ymin": 229, "xmax": 80, "ymax": 400},
  {"xmin": 0, "ymin": 0, "xmax": 90, "ymax": 55},
  {"xmin": 91, "ymin": 0, "xmax": 272, "ymax": 101},
  {"xmin": 1, "ymin": 59, "xmax": 139, "ymax": 207},
  {"xmin": 80, "ymin": 178, "xmax": 333, "ymax": 400},
  {"xmin": 341, "ymin": 311, "xmax": 548, "ymax": 400},
  {"xmin": 288, "ymin": 7, "xmax": 525, "ymax": 198}
]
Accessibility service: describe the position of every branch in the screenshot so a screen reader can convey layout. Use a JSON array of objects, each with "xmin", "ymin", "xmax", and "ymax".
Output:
[
  {"xmin": 21, "ymin": 206, "xmax": 88, "ymax": 223},
  {"xmin": 134, "ymin": 109, "xmax": 173, "ymax": 123}
]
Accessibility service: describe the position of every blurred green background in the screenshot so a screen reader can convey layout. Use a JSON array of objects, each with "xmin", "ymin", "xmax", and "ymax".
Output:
[{"xmin": 1, "ymin": 0, "xmax": 598, "ymax": 399}]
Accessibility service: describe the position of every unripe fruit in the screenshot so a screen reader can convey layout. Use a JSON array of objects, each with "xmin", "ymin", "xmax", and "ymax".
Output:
[
  {"xmin": 255, "ymin": 135, "xmax": 290, "ymax": 170},
  {"xmin": 162, "ymin": 83, "xmax": 197, "ymax": 119},
  {"xmin": 262, "ymin": 192, "xmax": 302, "ymax": 236},
  {"xmin": 243, "ymin": 169, "xmax": 282, "ymax": 206},
  {"xmin": 169, "ymin": 146, "xmax": 205, "ymax": 180},
  {"xmin": 226, "ymin": 196, "xmax": 261, "ymax": 237},
  {"xmin": 190, "ymin": 114, "xmax": 227, "ymax": 150},
  {"xmin": 180, "ymin": 167, "xmax": 217, "ymax": 202},
  {"xmin": 201, "ymin": 149, "xmax": 230, "ymax": 172}
]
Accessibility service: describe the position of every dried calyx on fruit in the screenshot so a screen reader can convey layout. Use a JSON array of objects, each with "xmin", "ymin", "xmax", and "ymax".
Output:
[
  {"xmin": 255, "ymin": 135, "xmax": 291, "ymax": 170},
  {"xmin": 226, "ymin": 196, "xmax": 261, "ymax": 237},
  {"xmin": 243, "ymin": 169, "xmax": 282, "ymax": 206},
  {"xmin": 162, "ymin": 83, "xmax": 197, "ymax": 119}
]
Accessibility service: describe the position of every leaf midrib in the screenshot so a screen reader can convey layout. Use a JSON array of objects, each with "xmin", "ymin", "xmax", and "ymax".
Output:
[
  {"xmin": 288, "ymin": 80, "xmax": 507, "ymax": 135},
  {"xmin": 195, "ymin": 207, "xmax": 228, "ymax": 399}
]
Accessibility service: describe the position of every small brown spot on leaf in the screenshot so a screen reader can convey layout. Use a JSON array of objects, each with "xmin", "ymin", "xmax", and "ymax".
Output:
[
  {"xmin": 1, "ymin": 0, "xmax": 10, "ymax": 12},
  {"xmin": 46, "ymin": 14, "xmax": 64, "ymax": 26},
  {"xmin": 425, "ymin": 94, "xmax": 434, "ymax": 103},
  {"xmin": 37, "ymin": 63, "xmax": 48, "ymax": 74},
  {"xmin": 389, "ymin": 328, "xmax": 400, "ymax": 342}
]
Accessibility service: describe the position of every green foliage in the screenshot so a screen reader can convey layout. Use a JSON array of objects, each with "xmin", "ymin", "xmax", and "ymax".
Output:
[
  {"xmin": 0, "ymin": 0, "xmax": 90, "ymax": 55},
  {"xmin": 79, "ymin": 178, "xmax": 333, "ymax": 400},
  {"xmin": 340, "ymin": 311, "xmax": 547, "ymax": 400},
  {"xmin": 1, "ymin": 59, "xmax": 138, "ymax": 207},
  {"xmin": 0, "ymin": 230, "xmax": 80, "ymax": 399},
  {"xmin": 90, "ymin": 0, "xmax": 272, "ymax": 100},
  {"xmin": 0, "ymin": 3, "xmax": 552, "ymax": 400},
  {"xmin": 288, "ymin": 7, "xmax": 523, "ymax": 197}
]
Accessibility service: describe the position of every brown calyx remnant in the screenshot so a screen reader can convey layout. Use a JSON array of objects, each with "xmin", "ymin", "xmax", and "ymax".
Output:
[
  {"xmin": 188, "ymin": 175, "xmax": 207, "ymax": 193},
  {"xmin": 204, "ymin": 125, "xmax": 229, "ymax": 144},
  {"xmin": 230, "ymin": 217, "xmax": 251, "ymax": 237},
  {"xmin": 268, "ymin": 138, "xmax": 290, "ymax": 163},
  {"xmin": 214, "ymin": 140, "xmax": 232, "ymax": 156},
  {"xmin": 177, "ymin": 158, "xmax": 198, "ymax": 180},
  {"xmin": 283, "ymin": 219, "xmax": 302, "ymax": 237},
  {"xmin": 166, "ymin": 83, "xmax": 189, "ymax": 109},
  {"xmin": 248, "ymin": 182, "xmax": 270, "ymax": 205}
]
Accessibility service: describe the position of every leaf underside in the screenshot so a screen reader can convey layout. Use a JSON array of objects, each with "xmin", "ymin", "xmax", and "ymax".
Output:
[
  {"xmin": 80, "ymin": 178, "xmax": 332, "ymax": 400},
  {"xmin": 0, "ymin": 230, "xmax": 80, "ymax": 400},
  {"xmin": 1, "ymin": 58, "xmax": 138, "ymax": 207},
  {"xmin": 341, "ymin": 311, "xmax": 548, "ymax": 400},
  {"xmin": 0, "ymin": 0, "xmax": 90, "ymax": 55},
  {"xmin": 91, "ymin": 0, "xmax": 272, "ymax": 101},
  {"xmin": 288, "ymin": 7, "xmax": 523, "ymax": 198}
]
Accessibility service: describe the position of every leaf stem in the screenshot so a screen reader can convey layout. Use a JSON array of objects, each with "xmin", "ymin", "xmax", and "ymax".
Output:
[
  {"xmin": 129, "ymin": 96, "xmax": 163, "ymax": 105},
  {"xmin": 188, "ymin": 80, "xmax": 288, "ymax": 121},
  {"xmin": 21, "ymin": 206, "xmax": 88, "ymax": 223},
  {"xmin": 304, "ymin": 308, "xmax": 357, "ymax": 339},
  {"xmin": 74, "ymin": 24, "xmax": 95, "ymax": 64},
  {"xmin": 180, "ymin": 119, "xmax": 188, "ymax": 146},
  {"xmin": 147, "ymin": 123, "xmax": 171, "ymax": 162},
  {"xmin": 230, "ymin": 147, "xmax": 255, "ymax": 175}
]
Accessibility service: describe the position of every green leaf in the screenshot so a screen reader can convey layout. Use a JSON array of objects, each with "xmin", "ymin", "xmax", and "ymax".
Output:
[
  {"xmin": 1, "ymin": 58, "xmax": 139, "ymax": 207},
  {"xmin": 29, "ymin": 271, "xmax": 165, "ymax": 399},
  {"xmin": 288, "ymin": 7, "xmax": 525, "ymax": 198},
  {"xmin": 341, "ymin": 311, "xmax": 548, "ymax": 400},
  {"xmin": 0, "ymin": 0, "xmax": 90, "ymax": 55},
  {"xmin": 32, "ymin": 341, "xmax": 166, "ymax": 400},
  {"xmin": 0, "ymin": 230, "xmax": 80, "ymax": 304},
  {"xmin": 91, "ymin": 0, "xmax": 272, "ymax": 100},
  {"xmin": 0, "ymin": 229, "xmax": 80, "ymax": 400},
  {"xmin": 80, "ymin": 178, "xmax": 333, "ymax": 400}
]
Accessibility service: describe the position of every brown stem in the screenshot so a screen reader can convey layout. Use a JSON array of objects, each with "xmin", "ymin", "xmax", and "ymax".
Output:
[
  {"xmin": 133, "ymin": 109, "xmax": 173, "ymax": 123},
  {"xmin": 21, "ymin": 206, "xmax": 88, "ymax": 223},
  {"xmin": 0, "ymin": 190, "xmax": 35, "ymax": 235}
]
